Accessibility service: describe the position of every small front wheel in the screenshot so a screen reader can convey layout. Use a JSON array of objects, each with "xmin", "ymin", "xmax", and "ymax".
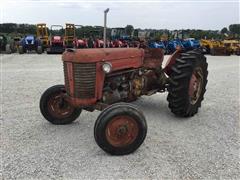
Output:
[
  {"xmin": 5, "ymin": 44, "xmax": 12, "ymax": 54},
  {"xmin": 19, "ymin": 46, "xmax": 24, "ymax": 54},
  {"xmin": 94, "ymin": 103, "xmax": 147, "ymax": 155},
  {"xmin": 40, "ymin": 85, "xmax": 81, "ymax": 125},
  {"xmin": 37, "ymin": 46, "xmax": 43, "ymax": 54}
]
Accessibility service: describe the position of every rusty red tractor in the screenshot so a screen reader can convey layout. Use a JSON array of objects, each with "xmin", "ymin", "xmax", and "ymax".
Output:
[{"xmin": 40, "ymin": 47, "xmax": 208, "ymax": 155}]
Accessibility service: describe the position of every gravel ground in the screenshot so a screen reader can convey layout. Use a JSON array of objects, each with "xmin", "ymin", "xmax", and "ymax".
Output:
[{"xmin": 1, "ymin": 53, "xmax": 239, "ymax": 179}]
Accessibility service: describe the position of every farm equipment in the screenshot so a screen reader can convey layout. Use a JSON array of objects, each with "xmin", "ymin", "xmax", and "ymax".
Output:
[
  {"xmin": 223, "ymin": 40, "xmax": 240, "ymax": 55},
  {"xmin": 88, "ymin": 28, "xmax": 104, "ymax": 48},
  {"xmin": 64, "ymin": 23, "xmax": 75, "ymax": 48},
  {"xmin": 36, "ymin": 23, "xmax": 49, "ymax": 49},
  {"xmin": 0, "ymin": 33, "xmax": 20, "ymax": 54},
  {"xmin": 148, "ymin": 41, "xmax": 166, "ymax": 49},
  {"xmin": 182, "ymin": 38, "xmax": 200, "ymax": 51},
  {"xmin": 18, "ymin": 35, "xmax": 42, "ymax": 54},
  {"xmin": 166, "ymin": 39, "xmax": 184, "ymax": 54},
  {"xmin": 40, "ymin": 47, "xmax": 208, "ymax": 155},
  {"xmin": 47, "ymin": 25, "xmax": 65, "ymax": 54},
  {"xmin": 73, "ymin": 25, "xmax": 88, "ymax": 49},
  {"xmin": 200, "ymin": 39, "xmax": 231, "ymax": 56}
]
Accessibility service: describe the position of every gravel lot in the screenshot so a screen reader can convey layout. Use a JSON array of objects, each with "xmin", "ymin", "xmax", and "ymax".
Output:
[{"xmin": 1, "ymin": 53, "xmax": 239, "ymax": 179}]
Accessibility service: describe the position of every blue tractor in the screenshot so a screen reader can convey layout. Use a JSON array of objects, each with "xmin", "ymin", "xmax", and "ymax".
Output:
[
  {"xmin": 148, "ymin": 41, "xmax": 165, "ymax": 49},
  {"xmin": 19, "ymin": 35, "xmax": 42, "ymax": 54},
  {"xmin": 165, "ymin": 39, "xmax": 184, "ymax": 54},
  {"xmin": 182, "ymin": 38, "xmax": 200, "ymax": 51}
]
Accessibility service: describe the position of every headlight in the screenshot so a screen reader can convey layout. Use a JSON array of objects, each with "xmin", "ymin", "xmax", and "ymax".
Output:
[{"xmin": 102, "ymin": 62, "xmax": 112, "ymax": 73}]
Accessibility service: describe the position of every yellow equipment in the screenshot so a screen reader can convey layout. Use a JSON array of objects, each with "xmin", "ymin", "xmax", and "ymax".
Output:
[
  {"xmin": 200, "ymin": 39, "xmax": 231, "ymax": 56},
  {"xmin": 64, "ymin": 23, "xmax": 76, "ymax": 48},
  {"xmin": 223, "ymin": 40, "xmax": 240, "ymax": 55},
  {"xmin": 36, "ymin": 23, "xmax": 49, "ymax": 48}
]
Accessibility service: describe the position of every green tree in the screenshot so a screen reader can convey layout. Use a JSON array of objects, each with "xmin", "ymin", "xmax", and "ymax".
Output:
[
  {"xmin": 221, "ymin": 27, "xmax": 228, "ymax": 34},
  {"xmin": 125, "ymin": 25, "xmax": 134, "ymax": 36},
  {"xmin": 229, "ymin": 24, "xmax": 240, "ymax": 38}
]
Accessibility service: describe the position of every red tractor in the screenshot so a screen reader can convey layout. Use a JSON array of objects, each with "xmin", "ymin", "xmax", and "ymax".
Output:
[
  {"xmin": 46, "ymin": 25, "xmax": 65, "ymax": 54},
  {"xmin": 40, "ymin": 47, "xmax": 208, "ymax": 155},
  {"xmin": 87, "ymin": 28, "xmax": 104, "ymax": 48},
  {"xmin": 73, "ymin": 25, "xmax": 88, "ymax": 49}
]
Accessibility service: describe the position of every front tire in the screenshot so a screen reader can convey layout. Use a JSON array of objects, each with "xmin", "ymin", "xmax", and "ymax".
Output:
[
  {"xmin": 94, "ymin": 103, "xmax": 147, "ymax": 155},
  {"xmin": 37, "ymin": 46, "xmax": 42, "ymax": 54},
  {"xmin": 18, "ymin": 46, "xmax": 24, "ymax": 54},
  {"xmin": 40, "ymin": 85, "xmax": 81, "ymax": 125},
  {"xmin": 167, "ymin": 49, "xmax": 208, "ymax": 117},
  {"xmin": 5, "ymin": 44, "xmax": 12, "ymax": 54}
]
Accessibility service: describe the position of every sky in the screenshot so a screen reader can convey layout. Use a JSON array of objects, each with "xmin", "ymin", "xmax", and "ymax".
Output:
[{"xmin": 0, "ymin": 0, "xmax": 239, "ymax": 30}]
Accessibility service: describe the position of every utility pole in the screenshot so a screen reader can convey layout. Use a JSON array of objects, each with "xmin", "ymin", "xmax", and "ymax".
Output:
[{"xmin": 103, "ymin": 8, "xmax": 109, "ymax": 48}]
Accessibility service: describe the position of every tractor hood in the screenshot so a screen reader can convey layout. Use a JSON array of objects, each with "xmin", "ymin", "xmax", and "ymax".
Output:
[
  {"xmin": 26, "ymin": 35, "xmax": 34, "ymax": 40},
  {"xmin": 62, "ymin": 48, "xmax": 144, "ymax": 63}
]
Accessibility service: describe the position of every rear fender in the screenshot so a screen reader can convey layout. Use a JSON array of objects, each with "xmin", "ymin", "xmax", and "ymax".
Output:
[{"xmin": 163, "ymin": 49, "xmax": 181, "ymax": 76}]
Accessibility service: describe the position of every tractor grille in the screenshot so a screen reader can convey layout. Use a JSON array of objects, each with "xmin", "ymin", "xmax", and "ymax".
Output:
[{"xmin": 64, "ymin": 62, "xmax": 96, "ymax": 99}]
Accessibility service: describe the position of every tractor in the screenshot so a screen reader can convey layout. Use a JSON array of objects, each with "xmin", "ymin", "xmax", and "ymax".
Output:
[
  {"xmin": 36, "ymin": 23, "xmax": 49, "ymax": 50},
  {"xmin": 148, "ymin": 41, "xmax": 166, "ymax": 50},
  {"xmin": 64, "ymin": 23, "xmax": 75, "ymax": 48},
  {"xmin": 223, "ymin": 40, "xmax": 240, "ymax": 55},
  {"xmin": 166, "ymin": 39, "xmax": 184, "ymax": 54},
  {"xmin": 182, "ymin": 38, "xmax": 200, "ymax": 51},
  {"xmin": 40, "ymin": 47, "xmax": 208, "ymax": 155},
  {"xmin": 200, "ymin": 39, "xmax": 231, "ymax": 56},
  {"xmin": 0, "ymin": 33, "xmax": 20, "ymax": 54},
  {"xmin": 46, "ymin": 25, "xmax": 65, "ymax": 54},
  {"xmin": 18, "ymin": 35, "xmax": 42, "ymax": 54},
  {"xmin": 0, "ymin": 34, "xmax": 10, "ymax": 53},
  {"xmin": 86, "ymin": 27, "xmax": 104, "ymax": 48},
  {"xmin": 73, "ymin": 25, "xmax": 88, "ymax": 49}
]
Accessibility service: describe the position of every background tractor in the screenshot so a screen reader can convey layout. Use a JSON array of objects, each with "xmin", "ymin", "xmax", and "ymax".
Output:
[
  {"xmin": 18, "ymin": 35, "xmax": 42, "ymax": 54},
  {"xmin": 182, "ymin": 38, "xmax": 200, "ymax": 51},
  {"xmin": 64, "ymin": 23, "xmax": 75, "ymax": 48},
  {"xmin": 87, "ymin": 28, "xmax": 104, "ymax": 48},
  {"xmin": 200, "ymin": 39, "xmax": 231, "ymax": 56},
  {"xmin": 46, "ymin": 25, "xmax": 65, "ymax": 54},
  {"xmin": 223, "ymin": 39, "xmax": 240, "ymax": 55},
  {"xmin": 73, "ymin": 25, "xmax": 88, "ymax": 49},
  {"xmin": 36, "ymin": 23, "xmax": 49, "ymax": 50},
  {"xmin": 0, "ymin": 33, "xmax": 20, "ymax": 54},
  {"xmin": 40, "ymin": 47, "xmax": 208, "ymax": 155}
]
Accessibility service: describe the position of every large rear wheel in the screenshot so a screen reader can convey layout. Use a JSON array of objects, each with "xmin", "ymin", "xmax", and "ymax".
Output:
[
  {"xmin": 18, "ymin": 46, "xmax": 24, "ymax": 54},
  {"xmin": 40, "ymin": 85, "xmax": 81, "ymax": 124},
  {"xmin": 167, "ymin": 49, "xmax": 208, "ymax": 117},
  {"xmin": 5, "ymin": 44, "xmax": 12, "ymax": 54},
  {"xmin": 36, "ymin": 46, "xmax": 42, "ymax": 54}
]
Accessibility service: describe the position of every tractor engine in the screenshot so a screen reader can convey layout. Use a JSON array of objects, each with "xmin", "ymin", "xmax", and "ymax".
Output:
[{"xmin": 102, "ymin": 69, "xmax": 159, "ymax": 104}]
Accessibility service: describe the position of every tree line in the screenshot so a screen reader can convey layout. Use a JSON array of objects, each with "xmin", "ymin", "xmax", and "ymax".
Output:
[{"xmin": 0, "ymin": 23, "xmax": 239, "ymax": 40}]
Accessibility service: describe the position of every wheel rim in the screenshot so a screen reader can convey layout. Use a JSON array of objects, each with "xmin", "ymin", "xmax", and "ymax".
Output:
[
  {"xmin": 47, "ymin": 91, "xmax": 74, "ymax": 119},
  {"xmin": 188, "ymin": 67, "xmax": 203, "ymax": 105},
  {"xmin": 105, "ymin": 115, "xmax": 139, "ymax": 147}
]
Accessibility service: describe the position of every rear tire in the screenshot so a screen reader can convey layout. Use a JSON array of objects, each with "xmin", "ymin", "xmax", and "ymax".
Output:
[
  {"xmin": 19, "ymin": 46, "xmax": 24, "ymax": 54},
  {"xmin": 40, "ymin": 85, "xmax": 81, "ymax": 125},
  {"xmin": 94, "ymin": 103, "xmax": 147, "ymax": 155},
  {"xmin": 210, "ymin": 48, "xmax": 215, "ymax": 56},
  {"xmin": 167, "ymin": 49, "xmax": 208, "ymax": 117},
  {"xmin": 37, "ymin": 46, "xmax": 42, "ymax": 54}
]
